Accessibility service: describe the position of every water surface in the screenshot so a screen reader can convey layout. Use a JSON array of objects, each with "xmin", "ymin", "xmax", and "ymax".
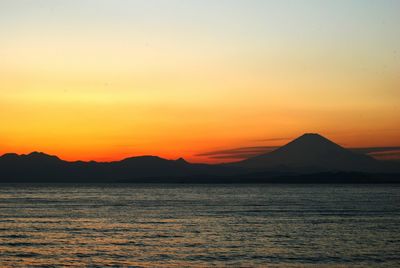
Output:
[{"xmin": 0, "ymin": 184, "xmax": 399, "ymax": 267}]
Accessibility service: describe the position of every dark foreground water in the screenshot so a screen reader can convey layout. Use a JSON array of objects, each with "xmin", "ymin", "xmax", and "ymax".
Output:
[{"xmin": 0, "ymin": 184, "xmax": 399, "ymax": 267}]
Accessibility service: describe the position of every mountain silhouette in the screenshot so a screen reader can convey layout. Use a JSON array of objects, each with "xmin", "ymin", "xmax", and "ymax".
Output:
[
  {"xmin": 0, "ymin": 153, "xmax": 231, "ymax": 183},
  {"xmin": 236, "ymin": 133, "xmax": 380, "ymax": 172},
  {"xmin": 0, "ymin": 133, "xmax": 399, "ymax": 183}
]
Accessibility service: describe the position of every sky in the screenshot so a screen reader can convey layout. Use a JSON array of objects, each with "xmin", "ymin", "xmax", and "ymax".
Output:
[{"xmin": 1, "ymin": 0, "xmax": 399, "ymax": 163}]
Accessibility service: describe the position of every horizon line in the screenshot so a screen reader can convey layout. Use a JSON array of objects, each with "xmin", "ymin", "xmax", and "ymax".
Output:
[{"xmin": 2, "ymin": 145, "xmax": 400, "ymax": 164}]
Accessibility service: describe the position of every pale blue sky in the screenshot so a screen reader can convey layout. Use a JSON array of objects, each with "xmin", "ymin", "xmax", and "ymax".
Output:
[{"xmin": 1, "ymin": 0, "xmax": 399, "ymax": 43}]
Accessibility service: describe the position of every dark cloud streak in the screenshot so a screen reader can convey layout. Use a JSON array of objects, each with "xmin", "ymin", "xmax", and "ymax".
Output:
[
  {"xmin": 252, "ymin": 137, "xmax": 292, "ymax": 142},
  {"xmin": 198, "ymin": 145, "xmax": 400, "ymax": 161},
  {"xmin": 196, "ymin": 146, "xmax": 278, "ymax": 159},
  {"xmin": 350, "ymin": 147, "xmax": 400, "ymax": 154}
]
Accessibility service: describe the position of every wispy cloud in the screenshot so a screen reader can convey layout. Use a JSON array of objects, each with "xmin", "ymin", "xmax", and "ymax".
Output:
[
  {"xmin": 196, "ymin": 146, "xmax": 278, "ymax": 159},
  {"xmin": 252, "ymin": 137, "xmax": 292, "ymax": 142},
  {"xmin": 350, "ymin": 147, "xmax": 400, "ymax": 154},
  {"xmin": 362, "ymin": 148, "xmax": 400, "ymax": 162},
  {"xmin": 198, "ymin": 146, "xmax": 400, "ymax": 161}
]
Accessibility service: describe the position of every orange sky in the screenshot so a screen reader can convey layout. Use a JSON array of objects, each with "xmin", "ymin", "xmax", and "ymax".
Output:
[{"xmin": 1, "ymin": 1, "xmax": 399, "ymax": 163}]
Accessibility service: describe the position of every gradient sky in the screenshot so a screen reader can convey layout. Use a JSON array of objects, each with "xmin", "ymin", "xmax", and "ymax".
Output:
[{"xmin": 1, "ymin": 0, "xmax": 399, "ymax": 163}]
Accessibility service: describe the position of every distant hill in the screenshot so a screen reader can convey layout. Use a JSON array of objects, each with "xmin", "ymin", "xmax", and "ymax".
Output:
[
  {"xmin": 0, "ymin": 152, "xmax": 233, "ymax": 183},
  {"xmin": 1, "ymin": 134, "xmax": 399, "ymax": 183}
]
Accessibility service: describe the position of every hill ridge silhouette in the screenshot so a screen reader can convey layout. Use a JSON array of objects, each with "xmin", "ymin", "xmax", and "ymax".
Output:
[{"xmin": 1, "ymin": 133, "xmax": 399, "ymax": 183}]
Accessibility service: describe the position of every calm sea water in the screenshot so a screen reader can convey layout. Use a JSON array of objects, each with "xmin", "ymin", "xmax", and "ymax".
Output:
[{"xmin": 0, "ymin": 184, "xmax": 399, "ymax": 267}]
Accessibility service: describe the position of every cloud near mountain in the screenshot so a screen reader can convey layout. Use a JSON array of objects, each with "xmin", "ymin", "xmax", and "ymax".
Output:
[
  {"xmin": 199, "ymin": 144, "xmax": 400, "ymax": 161},
  {"xmin": 196, "ymin": 146, "xmax": 278, "ymax": 160}
]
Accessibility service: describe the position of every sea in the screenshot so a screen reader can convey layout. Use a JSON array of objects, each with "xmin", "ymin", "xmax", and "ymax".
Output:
[{"xmin": 0, "ymin": 184, "xmax": 399, "ymax": 267}]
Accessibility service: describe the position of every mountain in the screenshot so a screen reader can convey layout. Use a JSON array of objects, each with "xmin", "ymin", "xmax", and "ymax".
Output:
[
  {"xmin": 235, "ymin": 133, "xmax": 383, "ymax": 172},
  {"xmin": 0, "ymin": 133, "xmax": 399, "ymax": 183}
]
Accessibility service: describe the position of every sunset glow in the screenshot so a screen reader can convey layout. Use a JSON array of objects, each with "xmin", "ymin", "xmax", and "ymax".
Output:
[{"xmin": 1, "ymin": 0, "xmax": 399, "ymax": 163}]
